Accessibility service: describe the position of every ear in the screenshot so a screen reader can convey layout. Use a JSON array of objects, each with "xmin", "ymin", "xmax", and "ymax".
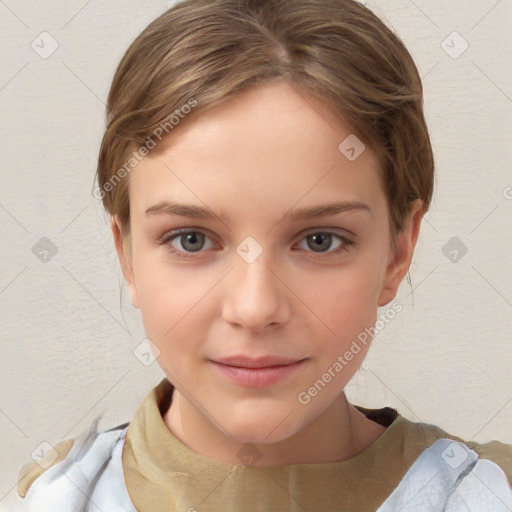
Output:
[
  {"xmin": 378, "ymin": 199, "xmax": 424, "ymax": 307},
  {"xmin": 110, "ymin": 216, "xmax": 140, "ymax": 309}
]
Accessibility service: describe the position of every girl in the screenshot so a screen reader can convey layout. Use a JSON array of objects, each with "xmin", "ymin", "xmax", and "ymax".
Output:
[{"xmin": 17, "ymin": 0, "xmax": 512, "ymax": 510}]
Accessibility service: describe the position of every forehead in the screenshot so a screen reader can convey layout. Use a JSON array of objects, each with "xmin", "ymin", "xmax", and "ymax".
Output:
[{"xmin": 129, "ymin": 81, "xmax": 386, "ymax": 222}]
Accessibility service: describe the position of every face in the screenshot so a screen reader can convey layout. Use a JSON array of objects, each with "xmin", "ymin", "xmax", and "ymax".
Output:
[{"xmin": 113, "ymin": 80, "xmax": 422, "ymax": 445}]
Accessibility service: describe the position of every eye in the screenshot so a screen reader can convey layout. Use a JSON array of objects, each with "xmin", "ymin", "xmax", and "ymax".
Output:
[
  {"xmin": 159, "ymin": 229, "xmax": 217, "ymax": 258},
  {"xmin": 296, "ymin": 231, "xmax": 354, "ymax": 257},
  {"xmin": 158, "ymin": 229, "xmax": 354, "ymax": 259}
]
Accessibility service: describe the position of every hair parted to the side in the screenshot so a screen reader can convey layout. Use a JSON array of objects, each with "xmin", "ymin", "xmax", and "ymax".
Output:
[{"xmin": 96, "ymin": 0, "xmax": 435, "ymax": 252}]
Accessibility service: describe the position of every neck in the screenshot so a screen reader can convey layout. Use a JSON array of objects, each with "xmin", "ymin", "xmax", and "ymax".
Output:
[{"xmin": 164, "ymin": 387, "xmax": 386, "ymax": 466}]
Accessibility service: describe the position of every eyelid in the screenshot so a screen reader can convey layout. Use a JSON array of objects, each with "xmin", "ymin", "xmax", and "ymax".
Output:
[
  {"xmin": 157, "ymin": 228, "xmax": 220, "ymax": 251},
  {"xmin": 157, "ymin": 227, "xmax": 217, "ymax": 244},
  {"xmin": 298, "ymin": 226, "xmax": 355, "ymax": 239}
]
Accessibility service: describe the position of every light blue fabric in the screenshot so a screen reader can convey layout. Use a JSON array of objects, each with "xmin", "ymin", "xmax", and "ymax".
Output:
[
  {"xmin": 21, "ymin": 422, "xmax": 136, "ymax": 512},
  {"xmin": 20, "ymin": 425, "xmax": 512, "ymax": 512},
  {"xmin": 377, "ymin": 438, "xmax": 512, "ymax": 511}
]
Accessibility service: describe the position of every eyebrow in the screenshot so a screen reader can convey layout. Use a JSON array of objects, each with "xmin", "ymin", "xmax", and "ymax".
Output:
[{"xmin": 145, "ymin": 200, "xmax": 372, "ymax": 222}]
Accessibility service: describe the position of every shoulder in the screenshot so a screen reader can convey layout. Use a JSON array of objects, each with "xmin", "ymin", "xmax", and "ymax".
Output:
[
  {"xmin": 18, "ymin": 437, "xmax": 75, "ymax": 498},
  {"xmin": 463, "ymin": 438, "xmax": 512, "ymax": 485},
  {"xmin": 355, "ymin": 404, "xmax": 512, "ymax": 489},
  {"xmin": 395, "ymin": 415, "xmax": 512, "ymax": 490},
  {"xmin": 17, "ymin": 419, "xmax": 131, "ymax": 509},
  {"xmin": 378, "ymin": 437, "xmax": 512, "ymax": 511}
]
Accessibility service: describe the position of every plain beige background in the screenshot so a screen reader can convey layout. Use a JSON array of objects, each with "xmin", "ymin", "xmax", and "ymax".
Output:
[{"xmin": 1, "ymin": 0, "xmax": 511, "ymax": 509}]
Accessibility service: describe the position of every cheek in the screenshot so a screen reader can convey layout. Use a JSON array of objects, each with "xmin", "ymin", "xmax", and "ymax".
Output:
[
  {"xmin": 131, "ymin": 247, "xmax": 193, "ymax": 345},
  {"xmin": 300, "ymin": 257, "xmax": 385, "ymax": 334},
  {"xmin": 137, "ymin": 277, "xmax": 195, "ymax": 342},
  {"xmin": 131, "ymin": 252, "xmax": 219, "ymax": 373},
  {"xmin": 136, "ymin": 282, "xmax": 204, "ymax": 380}
]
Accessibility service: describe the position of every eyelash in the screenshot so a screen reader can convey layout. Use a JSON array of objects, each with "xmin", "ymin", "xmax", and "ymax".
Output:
[{"xmin": 157, "ymin": 228, "xmax": 355, "ymax": 259}]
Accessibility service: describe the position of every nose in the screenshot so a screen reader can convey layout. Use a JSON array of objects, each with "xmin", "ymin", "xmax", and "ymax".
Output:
[{"xmin": 221, "ymin": 249, "xmax": 291, "ymax": 332}]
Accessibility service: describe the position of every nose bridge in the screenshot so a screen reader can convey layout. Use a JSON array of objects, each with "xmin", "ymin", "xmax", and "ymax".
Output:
[{"xmin": 222, "ymin": 238, "xmax": 289, "ymax": 330}]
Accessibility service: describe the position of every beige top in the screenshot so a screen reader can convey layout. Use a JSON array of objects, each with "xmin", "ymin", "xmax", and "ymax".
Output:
[
  {"xmin": 18, "ymin": 378, "xmax": 512, "ymax": 511},
  {"xmin": 122, "ymin": 379, "xmax": 512, "ymax": 511}
]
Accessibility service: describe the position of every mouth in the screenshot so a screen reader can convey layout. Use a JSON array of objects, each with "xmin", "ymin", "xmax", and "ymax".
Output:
[{"xmin": 210, "ymin": 357, "xmax": 307, "ymax": 388}]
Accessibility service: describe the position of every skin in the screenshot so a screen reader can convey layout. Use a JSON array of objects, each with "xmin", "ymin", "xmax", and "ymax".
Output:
[{"xmin": 112, "ymin": 79, "xmax": 424, "ymax": 466}]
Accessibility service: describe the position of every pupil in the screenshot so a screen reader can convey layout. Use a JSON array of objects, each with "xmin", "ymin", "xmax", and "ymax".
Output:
[
  {"xmin": 310, "ymin": 233, "xmax": 329, "ymax": 251},
  {"xmin": 184, "ymin": 233, "xmax": 202, "ymax": 251}
]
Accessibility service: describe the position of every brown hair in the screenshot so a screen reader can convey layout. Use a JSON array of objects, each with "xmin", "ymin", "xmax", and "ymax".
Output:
[{"xmin": 96, "ymin": 0, "xmax": 434, "ymax": 251}]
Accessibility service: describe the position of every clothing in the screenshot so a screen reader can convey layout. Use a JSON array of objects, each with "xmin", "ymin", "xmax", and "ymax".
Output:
[
  {"xmin": 18, "ymin": 378, "xmax": 512, "ymax": 511},
  {"xmin": 19, "ymin": 423, "xmax": 135, "ymax": 512}
]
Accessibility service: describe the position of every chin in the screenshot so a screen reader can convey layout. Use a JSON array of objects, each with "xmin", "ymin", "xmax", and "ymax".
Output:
[{"xmin": 223, "ymin": 409, "xmax": 302, "ymax": 446}]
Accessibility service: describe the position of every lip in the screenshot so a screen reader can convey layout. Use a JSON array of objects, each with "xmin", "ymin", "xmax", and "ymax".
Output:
[
  {"xmin": 210, "ymin": 356, "xmax": 307, "ymax": 388},
  {"xmin": 213, "ymin": 355, "xmax": 305, "ymax": 368}
]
